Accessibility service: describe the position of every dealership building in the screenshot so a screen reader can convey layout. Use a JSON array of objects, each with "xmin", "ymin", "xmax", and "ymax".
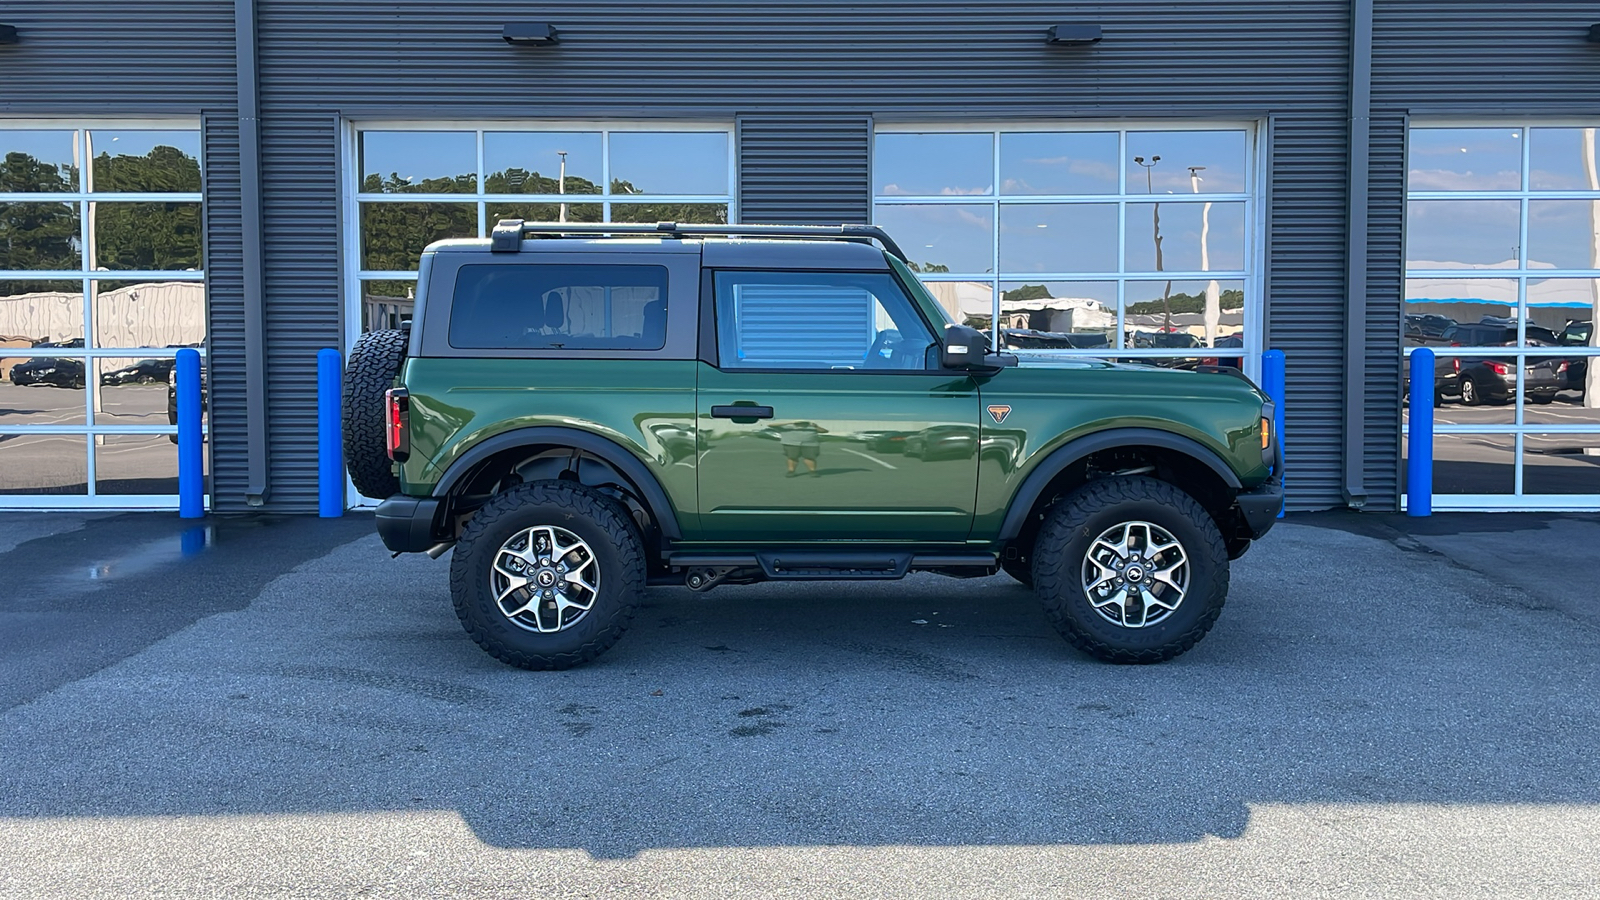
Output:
[{"xmin": 1, "ymin": 1, "xmax": 1598, "ymax": 513}]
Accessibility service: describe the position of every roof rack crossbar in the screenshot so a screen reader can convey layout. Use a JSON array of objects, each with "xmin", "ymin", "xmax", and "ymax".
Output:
[{"xmin": 486, "ymin": 219, "xmax": 910, "ymax": 262}]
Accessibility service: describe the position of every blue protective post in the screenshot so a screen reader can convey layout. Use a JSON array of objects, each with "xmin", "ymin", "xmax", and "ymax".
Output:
[
  {"xmin": 1260, "ymin": 349, "xmax": 1287, "ymax": 518},
  {"xmin": 176, "ymin": 348, "xmax": 203, "ymax": 518},
  {"xmin": 317, "ymin": 348, "xmax": 345, "ymax": 518},
  {"xmin": 1407, "ymin": 348, "xmax": 1434, "ymax": 517}
]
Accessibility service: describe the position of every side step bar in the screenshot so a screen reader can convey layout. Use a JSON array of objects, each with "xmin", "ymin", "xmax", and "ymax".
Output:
[{"xmin": 661, "ymin": 551, "xmax": 998, "ymax": 589}]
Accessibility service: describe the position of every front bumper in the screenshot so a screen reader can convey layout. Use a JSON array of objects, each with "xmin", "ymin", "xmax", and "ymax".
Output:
[
  {"xmin": 375, "ymin": 494, "xmax": 442, "ymax": 553},
  {"xmin": 1234, "ymin": 471, "xmax": 1283, "ymax": 538}
]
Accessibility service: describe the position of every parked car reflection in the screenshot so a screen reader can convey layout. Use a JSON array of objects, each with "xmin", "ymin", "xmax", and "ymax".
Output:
[{"xmin": 100, "ymin": 358, "xmax": 175, "ymax": 386}]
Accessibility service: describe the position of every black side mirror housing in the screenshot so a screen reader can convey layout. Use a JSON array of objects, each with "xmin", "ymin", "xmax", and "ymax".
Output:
[{"xmin": 941, "ymin": 324, "xmax": 989, "ymax": 369}]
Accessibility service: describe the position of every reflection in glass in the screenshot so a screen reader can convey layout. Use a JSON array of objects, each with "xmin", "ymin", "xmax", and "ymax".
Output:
[
  {"xmin": 1431, "ymin": 354, "xmax": 1519, "ymax": 420},
  {"xmin": 1124, "ymin": 202, "xmax": 1245, "ymax": 273},
  {"xmin": 1125, "ymin": 131, "xmax": 1248, "ymax": 194},
  {"xmin": 88, "ymin": 130, "xmax": 201, "ymax": 193},
  {"xmin": 1403, "ymin": 278, "xmax": 1515, "ymax": 346},
  {"xmin": 873, "ymin": 133, "xmax": 992, "ymax": 197},
  {"xmin": 1406, "ymin": 200, "xmax": 1520, "ymax": 269},
  {"xmin": 360, "ymin": 280, "xmax": 416, "ymax": 333},
  {"xmin": 1529, "ymin": 128, "xmax": 1600, "ymax": 191},
  {"xmin": 91, "ymin": 280, "xmax": 205, "ymax": 349},
  {"xmin": 1430, "ymin": 432, "xmax": 1514, "ymax": 494},
  {"xmin": 1526, "ymin": 200, "xmax": 1600, "ymax": 271},
  {"xmin": 998, "ymin": 204, "xmax": 1117, "ymax": 274},
  {"xmin": 95, "ymin": 357, "xmax": 175, "ymax": 426},
  {"xmin": 359, "ymin": 203, "xmax": 478, "ymax": 270},
  {"xmin": 93, "ymin": 202, "xmax": 202, "ymax": 270},
  {"xmin": 0, "ymin": 356, "xmax": 86, "ymax": 424},
  {"xmin": 1124, "ymin": 280, "xmax": 1245, "ymax": 350},
  {"xmin": 1406, "ymin": 128, "xmax": 1522, "ymax": 192},
  {"xmin": 999, "ymin": 132, "xmax": 1118, "ymax": 195},
  {"xmin": 0, "ymin": 202, "xmax": 82, "ymax": 270},
  {"xmin": 1528, "ymin": 279, "xmax": 1600, "ymax": 346},
  {"xmin": 94, "ymin": 434, "xmax": 181, "ymax": 495},
  {"xmin": 608, "ymin": 133, "xmax": 729, "ymax": 196},
  {"xmin": 0, "ymin": 433, "xmax": 87, "ymax": 494},
  {"xmin": 921, "ymin": 281, "xmax": 996, "ymax": 330},
  {"xmin": 0, "ymin": 280, "xmax": 82, "ymax": 348},
  {"xmin": 484, "ymin": 132, "xmax": 603, "ymax": 195},
  {"xmin": 610, "ymin": 203, "xmax": 727, "ymax": 224},
  {"xmin": 4, "ymin": 354, "xmax": 86, "ymax": 390},
  {"xmin": 359, "ymin": 131, "xmax": 476, "ymax": 194},
  {"xmin": 997, "ymin": 281, "xmax": 1116, "ymax": 349},
  {"xmin": 0, "ymin": 130, "xmax": 79, "ymax": 192},
  {"xmin": 873, "ymin": 204, "xmax": 993, "ymax": 275},
  {"xmin": 1522, "ymin": 433, "xmax": 1600, "ymax": 494},
  {"xmin": 487, "ymin": 202, "xmax": 603, "ymax": 227}
]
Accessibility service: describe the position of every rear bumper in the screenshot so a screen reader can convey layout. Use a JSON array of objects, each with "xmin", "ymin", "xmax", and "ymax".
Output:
[{"xmin": 375, "ymin": 494, "xmax": 441, "ymax": 553}]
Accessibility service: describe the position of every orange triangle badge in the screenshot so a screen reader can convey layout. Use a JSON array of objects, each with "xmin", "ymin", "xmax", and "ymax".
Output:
[{"xmin": 987, "ymin": 404, "xmax": 1012, "ymax": 424}]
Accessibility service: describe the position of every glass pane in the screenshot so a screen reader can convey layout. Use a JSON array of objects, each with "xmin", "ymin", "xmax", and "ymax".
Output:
[
  {"xmin": 874, "ymin": 204, "xmax": 993, "ymax": 275},
  {"xmin": 713, "ymin": 270, "xmax": 934, "ymax": 370},
  {"xmin": 486, "ymin": 202, "xmax": 603, "ymax": 226},
  {"xmin": 1529, "ymin": 128, "xmax": 1600, "ymax": 191},
  {"xmin": 88, "ymin": 130, "xmax": 201, "ymax": 193},
  {"xmin": 1529, "ymin": 279, "xmax": 1598, "ymax": 345},
  {"xmin": 0, "ymin": 280, "xmax": 82, "ymax": 349},
  {"xmin": 484, "ymin": 132, "xmax": 603, "ymax": 195},
  {"xmin": 874, "ymin": 133, "xmax": 993, "ymax": 197},
  {"xmin": 1432, "ymin": 353, "xmax": 1516, "ymax": 422},
  {"xmin": 91, "ymin": 279, "xmax": 205, "ymax": 350},
  {"xmin": 1431, "ymin": 432, "xmax": 1514, "ymax": 494},
  {"xmin": 997, "ymin": 281, "xmax": 1116, "ymax": 349},
  {"xmin": 920, "ymin": 280, "xmax": 994, "ymax": 330},
  {"xmin": 358, "ymin": 131, "xmax": 476, "ymax": 194},
  {"xmin": 1523, "ymin": 433, "xmax": 1600, "ymax": 494},
  {"xmin": 0, "ymin": 202, "xmax": 82, "ymax": 270},
  {"xmin": 1403, "ymin": 278, "xmax": 1515, "ymax": 346},
  {"xmin": 94, "ymin": 357, "xmax": 176, "ymax": 426},
  {"xmin": 608, "ymin": 133, "xmax": 729, "ymax": 196},
  {"xmin": 999, "ymin": 132, "xmax": 1117, "ymax": 195},
  {"xmin": 95, "ymin": 433, "xmax": 185, "ymax": 495},
  {"xmin": 1124, "ymin": 280, "xmax": 1245, "ymax": 350},
  {"xmin": 1406, "ymin": 128, "xmax": 1522, "ymax": 192},
  {"xmin": 1406, "ymin": 200, "xmax": 1520, "ymax": 269},
  {"xmin": 1, "ymin": 355, "xmax": 86, "ymax": 424},
  {"xmin": 359, "ymin": 202, "xmax": 478, "ymax": 270},
  {"xmin": 1521, "ymin": 351, "xmax": 1600, "ymax": 427},
  {"xmin": 609, "ymin": 202, "xmax": 727, "ymax": 224},
  {"xmin": 448, "ymin": 264, "xmax": 668, "ymax": 351},
  {"xmin": 1124, "ymin": 202, "xmax": 1245, "ymax": 273},
  {"xmin": 1527, "ymin": 200, "xmax": 1600, "ymax": 271},
  {"xmin": 998, "ymin": 204, "xmax": 1117, "ymax": 274},
  {"xmin": 93, "ymin": 202, "xmax": 202, "ymax": 271},
  {"xmin": 0, "ymin": 433, "xmax": 87, "ymax": 495},
  {"xmin": 0, "ymin": 130, "xmax": 79, "ymax": 192},
  {"xmin": 1126, "ymin": 131, "xmax": 1248, "ymax": 194},
  {"xmin": 359, "ymin": 280, "xmax": 416, "ymax": 333}
]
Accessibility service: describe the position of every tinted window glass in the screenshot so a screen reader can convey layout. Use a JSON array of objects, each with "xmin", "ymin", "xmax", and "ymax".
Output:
[
  {"xmin": 714, "ymin": 271, "xmax": 935, "ymax": 370},
  {"xmin": 448, "ymin": 264, "xmax": 667, "ymax": 350}
]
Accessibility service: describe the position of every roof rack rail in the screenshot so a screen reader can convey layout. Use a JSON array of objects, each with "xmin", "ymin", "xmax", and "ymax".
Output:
[{"xmin": 487, "ymin": 219, "xmax": 910, "ymax": 262}]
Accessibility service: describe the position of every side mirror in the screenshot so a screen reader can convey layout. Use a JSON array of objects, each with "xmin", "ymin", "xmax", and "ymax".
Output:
[{"xmin": 941, "ymin": 324, "xmax": 988, "ymax": 369}]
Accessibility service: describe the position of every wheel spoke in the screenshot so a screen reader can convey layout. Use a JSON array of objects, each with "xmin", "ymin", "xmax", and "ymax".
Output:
[
  {"xmin": 1079, "ymin": 519, "xmax": 1190, "ymax": 629},
  {"xmin": 487, "ymin": 523, "xmax": 601, "ymax": 634}
]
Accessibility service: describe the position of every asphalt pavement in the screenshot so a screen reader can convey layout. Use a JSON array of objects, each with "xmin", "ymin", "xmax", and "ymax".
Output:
[{"xmin": 2, "ymin": 509, "xmax": 1599, "ymax": 898}]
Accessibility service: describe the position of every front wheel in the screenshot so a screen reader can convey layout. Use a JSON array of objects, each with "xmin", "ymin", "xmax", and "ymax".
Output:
[
  {"xmin": 1460, "ymin": 376, "xmax": 1482, "ymax": 406},
  {"xmin": 1032, "ymin": 476, "xmax": 1229, "ymax": 664}
]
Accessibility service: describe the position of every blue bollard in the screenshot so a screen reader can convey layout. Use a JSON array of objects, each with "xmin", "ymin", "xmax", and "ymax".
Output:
[
  {"xmin": 1407, "ymin": 348, "xmax": 1434, "ymax": 517},
  {"xmin": 317, "ymin": 348, "xmax": 345, "ymax": 518},
  {"xmin": 1261, "ymin": 349, "xmax": 1286, "ymax": 518},
  {"xmin": 176, "ymin": 348, "xmax": 203, "ymax": 518}
]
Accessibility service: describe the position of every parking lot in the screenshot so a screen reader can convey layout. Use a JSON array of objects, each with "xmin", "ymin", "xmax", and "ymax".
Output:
[{"xmin": 2, "ymin": 510, "xmax": 1600, "ymax": 898}]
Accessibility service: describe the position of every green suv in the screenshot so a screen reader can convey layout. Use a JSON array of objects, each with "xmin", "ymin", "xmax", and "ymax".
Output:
[{"xmin": 344, "ymin": 221, "xmax": 1281, "ymax": 670}]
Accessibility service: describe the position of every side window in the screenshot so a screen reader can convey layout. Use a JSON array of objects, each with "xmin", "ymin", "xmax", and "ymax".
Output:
[
  {"xmin": 448, "ymin": 263, "xmax": 667, "ymax": 350},
  {"xmin": 712, "ymin": 270, "xmax": 936, "ymax": 370}
]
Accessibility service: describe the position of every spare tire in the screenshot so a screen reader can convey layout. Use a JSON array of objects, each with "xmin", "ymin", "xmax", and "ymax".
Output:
[{"xmin": 343, "ymin": 328, "xmax": 408, "ymax": 499}]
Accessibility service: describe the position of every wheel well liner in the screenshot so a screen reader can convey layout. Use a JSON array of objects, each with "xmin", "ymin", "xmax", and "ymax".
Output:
[
  {"xmin": 997, "ymin": 427, "xmax": 1242, "ymax": 541},
  {"xmin": 430, "ymin": 426, "xmax": 683, "ymax": 540}
]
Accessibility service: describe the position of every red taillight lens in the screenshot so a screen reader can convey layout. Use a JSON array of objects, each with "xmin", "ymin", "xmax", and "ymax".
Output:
[
  {"xmin": 1453, "ymin": 358, "xmax": 1461, "ymax": 373},
  {"xmin": 1487, "ymin": 362, "xmax": 1510, "ymax": 376},
  {"xmin": 385, "ymin": 388, "xmax": 410, "ymax": 462},
  {"xmin": 1559, "ymin": 360, "xmax": 1570, "ymax": 373}
]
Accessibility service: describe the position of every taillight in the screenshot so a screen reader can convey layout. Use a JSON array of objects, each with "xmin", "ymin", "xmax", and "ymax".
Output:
[
  {"xmin": 386, "ymin": 388, "xmax": 410, "ymax": 462},
  {"xmin": 1453, "ymin": 358, "xmax": 1460, "ymax": 373},
  {"xmin": 1558, "ymin": 360, "xmax": 1570, "ymax": 373},
  {"xmin": 1487, "ymin": 362, "xmax": 1510, "ymax": 376}
]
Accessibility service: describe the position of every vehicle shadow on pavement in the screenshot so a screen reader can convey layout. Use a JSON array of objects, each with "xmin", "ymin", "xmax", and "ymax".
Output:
[{"xmin": 1, "ymin": 519, "xmax": 1597, "ymax": 858}]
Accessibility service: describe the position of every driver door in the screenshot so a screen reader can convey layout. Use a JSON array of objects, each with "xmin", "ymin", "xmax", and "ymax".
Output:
[{"xmin": 694, "ymin": 268, "xmax": 980, "ymax": 542}]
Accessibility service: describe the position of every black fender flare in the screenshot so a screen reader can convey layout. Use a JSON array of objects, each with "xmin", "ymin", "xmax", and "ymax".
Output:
[
  {"xmin": 431, "ymin": 426, "xmax": 683, "ymax": 539},
  {"xmin": 997, "ymin": 427, "xmax": 1242, "ymax": 540}
]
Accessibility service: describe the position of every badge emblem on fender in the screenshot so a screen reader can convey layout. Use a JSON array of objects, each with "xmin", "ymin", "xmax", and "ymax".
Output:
[{"xmin": 987, "ymin": 404, "xmax": 1012, "ymax": 424}]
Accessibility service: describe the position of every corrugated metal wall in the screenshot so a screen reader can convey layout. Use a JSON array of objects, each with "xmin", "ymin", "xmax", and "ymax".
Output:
[
  {"xmin": 737, "ymin": 115, "xmax": 872, "ymax": 226},
  {"xmin": 202, "ymin": 114, "xmax": 247, "ymax": 508}
]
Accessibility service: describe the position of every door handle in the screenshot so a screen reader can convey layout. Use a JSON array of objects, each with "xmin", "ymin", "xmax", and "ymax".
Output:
[{"xmin": 711, "ymin": 404, "xmax": 774, "ymax": 419}]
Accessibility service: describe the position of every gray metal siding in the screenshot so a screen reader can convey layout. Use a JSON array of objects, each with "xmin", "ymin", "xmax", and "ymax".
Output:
[
  {"xmin": 202, "ymin": 113, "xmax": 249, "ymax": 508},
  {"xmin": 1362, "ymin": 114, "xmax": 1407, "ymax": 509},
  {"xmin": 738, "ymin": 116, "xmax": 871, "ymax": 225}
]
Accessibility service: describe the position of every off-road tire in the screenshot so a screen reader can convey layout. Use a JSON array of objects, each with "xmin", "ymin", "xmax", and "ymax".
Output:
[
  {"xmin": 449, "ymin": 481, "xmax": 645, "ymax": 670},
  {"xmin": 342, "ymin": 328, "xmax": 408, "ymax": 499},
  {"xmin": 1032, "ymin": 476, "xmax": 1229, "ymax": 664}
]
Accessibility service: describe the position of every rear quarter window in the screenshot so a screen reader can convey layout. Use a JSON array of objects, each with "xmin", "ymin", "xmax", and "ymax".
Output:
[{"xmin": 447, "ymin": 263, "xmax": 668, "ymax": 350}]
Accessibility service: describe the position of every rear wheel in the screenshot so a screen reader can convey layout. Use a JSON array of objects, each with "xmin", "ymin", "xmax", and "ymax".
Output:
[
  {"xmin": 342, "ymin": 329, "xmax": 408, "ymax": 499},
  {"xmin": 1031, "ymin": 476, "xmax": 1229, "ymax": 664},
  {"xmin": 1459, "ymin": 376, "xmax": 1482, "ymax": 406}
]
